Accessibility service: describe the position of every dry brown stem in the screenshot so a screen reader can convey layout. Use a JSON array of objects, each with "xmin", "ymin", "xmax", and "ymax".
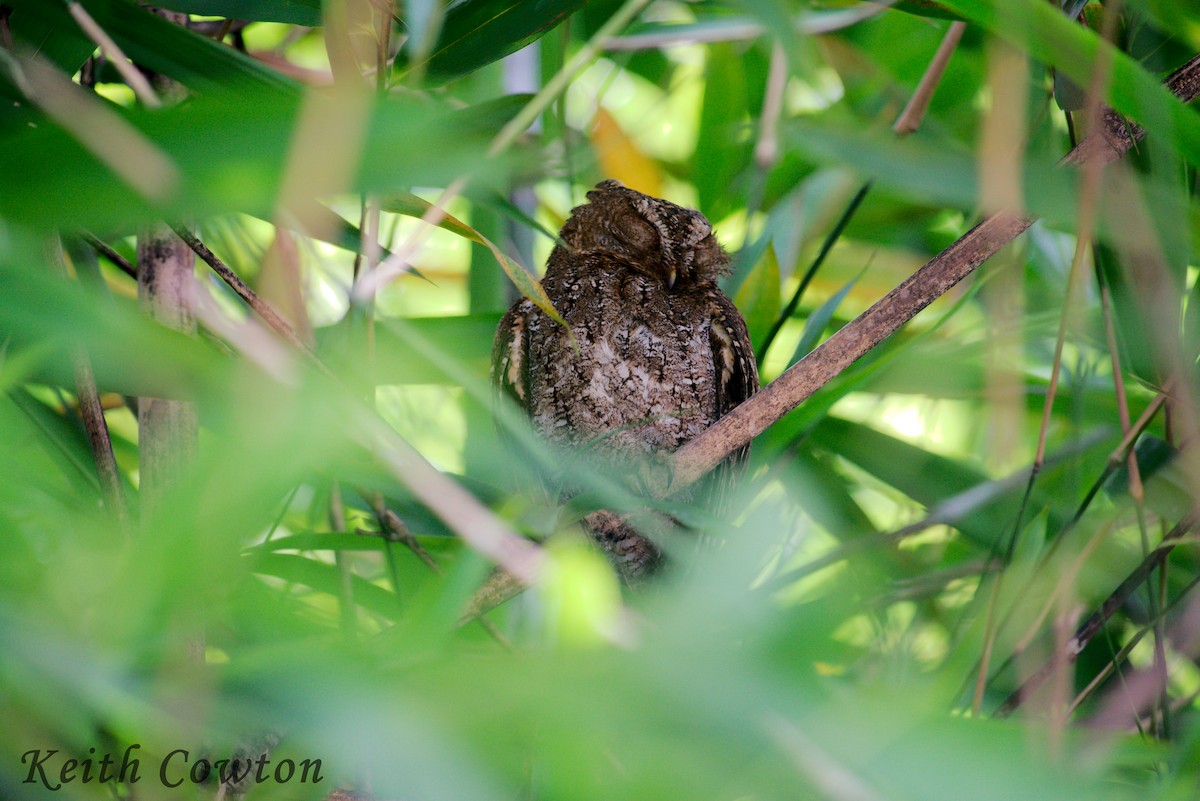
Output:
[
  {"xmin": 893, "ymin": 21, "xmax": 967, "ymax": 136},
  {"xmin": 659, "ymin": 52, "xmax": 1200, "ymax": 499}
]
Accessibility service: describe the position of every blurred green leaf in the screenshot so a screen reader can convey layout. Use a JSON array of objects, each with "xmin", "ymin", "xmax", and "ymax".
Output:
[
  {"xmin": 0, "ymin": 87, "xmax": 523, "ymax": 232},
  {"xmin": 694, "ymin": 43, "xmax": 753, "ymax": 221},
  {"xmin": 808, "ymin": 416, "xmax": 1054, "ymax": 550},
  {"xmin": 250, "ymin": 552, "xmax": 402, "ymax": 619}
]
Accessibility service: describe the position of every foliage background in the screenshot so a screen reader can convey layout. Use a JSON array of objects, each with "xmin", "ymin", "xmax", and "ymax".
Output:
[{"xmin": 2, "ymin": 0, "xmax": 1200, "ymax": 799}]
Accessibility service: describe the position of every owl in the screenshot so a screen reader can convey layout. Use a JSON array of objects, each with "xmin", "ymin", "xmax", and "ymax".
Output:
[{"xmin": 492, "ymin": 180, "xmax": 758, "ymax": 582}]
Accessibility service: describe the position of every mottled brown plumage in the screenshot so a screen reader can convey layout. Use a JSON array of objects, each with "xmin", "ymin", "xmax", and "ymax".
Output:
[{"xmin": 492, "ymin": 180, "xmax": 758, "ymax": 581}]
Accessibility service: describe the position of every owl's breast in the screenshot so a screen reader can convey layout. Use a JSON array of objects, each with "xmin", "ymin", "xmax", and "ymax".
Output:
[{"xmin": 528, "ymin": 269, "xmax": 718, "ymax": 457}]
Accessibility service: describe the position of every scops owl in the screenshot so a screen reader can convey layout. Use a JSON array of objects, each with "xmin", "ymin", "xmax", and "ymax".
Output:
[{"xmin": 492, "ymin": 180, "xmax": 759, "ymax": 582}]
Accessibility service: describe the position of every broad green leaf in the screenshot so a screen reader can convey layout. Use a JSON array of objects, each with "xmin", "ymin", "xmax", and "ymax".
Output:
[
  {"xmin": 2, "ymin": 388, "xmax": 102, "ymax": 500},
  {"xmin": 6, "ymin": 0, "xmax": 302, "ymax": 97},
  {"xmin": 249, "ymin": 552, "xmax": 403, "ymax": 619},
  {"xmin": 783, "ymin": 118, "xmax": 1080, "ymax": 224},
  {"xmin": 380, "ymin": 191, "xmax": 566, "ymax": 327},
  {"xmin": 0, "ymin": 261, "xmax": 226, "ymax": 400},
  {"xmin": 152, "ymin": 0, "xmax": 324, "ymax": 25},
  {"xmin": 417, "ymin": 0, "xmax": 587, "ymax": 81},
  {"xmin": 2, "ymin": 5, "xmax": 96, "ymax": 75},
  {"xmin": 0, "ymin": 86, "xmax": 522, "ymax": 233},
  {"xmin": 808, "ymin": 416, "xmax": 1051, "ymax": 550}
]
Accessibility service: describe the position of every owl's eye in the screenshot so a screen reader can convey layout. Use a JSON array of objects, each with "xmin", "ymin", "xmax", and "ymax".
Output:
[{"xmin": 613, "ymin": 213, "xmax": 660, "ymax": 254}]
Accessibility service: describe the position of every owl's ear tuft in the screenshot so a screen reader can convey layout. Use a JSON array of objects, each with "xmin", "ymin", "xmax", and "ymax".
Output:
[
  {"xmin": 693, "ymin": 236, "xmax": 732, "ymax": 280},
  {"xmin": 588, "ymin": 179, "xmax": 627, "ymax": 201}
]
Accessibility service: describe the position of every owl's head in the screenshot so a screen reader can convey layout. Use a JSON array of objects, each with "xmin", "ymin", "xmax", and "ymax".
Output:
[{"xmin": 558, "ymin": 179, "xmax": 730, "ymax": 290}]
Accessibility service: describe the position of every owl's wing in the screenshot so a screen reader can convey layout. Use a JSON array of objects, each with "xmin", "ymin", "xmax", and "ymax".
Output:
[
  {"xmin": 704, "ymin": 291, "xmax": 759, "ymax": 511},
  {"xmin": 491, "ymin": 299, "xmax": 533, "ymax": 412},
  {"xmin": 491, "ymin": 300, "xmax": 559, "ymax": 502}
]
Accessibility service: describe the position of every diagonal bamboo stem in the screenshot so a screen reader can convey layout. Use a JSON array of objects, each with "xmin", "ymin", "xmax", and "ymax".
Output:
[{"xmin": 659, "ymin": 51, "xmax": 1200, "ymax": 499}]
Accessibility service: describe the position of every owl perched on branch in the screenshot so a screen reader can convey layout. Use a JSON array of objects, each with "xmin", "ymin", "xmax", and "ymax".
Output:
[{"xmin": 492, "ymin": 180, "xmax": 758, "ymax": 582}]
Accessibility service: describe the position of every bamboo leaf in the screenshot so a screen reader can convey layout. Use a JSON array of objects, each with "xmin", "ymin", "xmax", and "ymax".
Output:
[
  {"xmin": 379, "ymin": 191, "xmax": 566, "ymax": 327},
  {"xmin": 152, "ymin": 0, "xmax": 324, "ymax": 25},
  {"xmin": 418, "ymin": 0, "xmax": 587, "ymax": 81},
  {"xmin": 787, "ymin": 270, "xmax": 863, "ymax": 367}
]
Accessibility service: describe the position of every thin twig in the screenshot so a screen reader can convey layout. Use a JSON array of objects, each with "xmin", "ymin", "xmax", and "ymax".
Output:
[
  {"xmin": 65, "ymin": 1, "xmax": 160, "ymax": 107},
  {"xmin": 82, "ymin": 232, "xmax": 137, "ymax": 279},
  {"xmin": 893, "ymin": 21, "xmax": 967, "ymax": 136},
  {"xmin": 172, "ymin": 224, "xmax": 322, "ymax": 362},
  {"xmin": 1066, "ymin": 572, "xmax": 1200, "ymax": 717},
  {"xmin": 960, "ymin": 387, "xmax": 1171, "ymax": 704},
  {"xmin": 979, "ymin": 0, "xmax": 1123, "ymax": 722},
  {"xmin": 1096, "ymin": 264, "xmax": 1142, "ymax": 500},
  {"xmin": 754, "ymin": 41, "xmax": 788, "ymax": 170},
  {"xmin": 329, "ymin": 481, "xmax": 359, "ymax": 634},
  {"xmin": 368, "ymin": 498, "xmax": 439, "ymax": 571},
  {"xmin": 359, "ymin": 519, "xmax": 514, "ymax": 646}
]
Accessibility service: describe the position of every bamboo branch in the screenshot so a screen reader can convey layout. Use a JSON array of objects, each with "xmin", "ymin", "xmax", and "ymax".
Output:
[
  {"xmin": 171, "ymin": 225, "xmax": 320, "ymax": 361},
  {"xmin": 82, "ymin": 231, "xmax": 137, "ymax": 279},
  {"xmin": 658, "ymin": 51, "xmax": 1200, "ymax": 499}
]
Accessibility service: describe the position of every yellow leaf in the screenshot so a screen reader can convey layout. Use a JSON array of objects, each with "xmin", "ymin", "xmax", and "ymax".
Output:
[{"xmin": 591, "ymin": 107, "xmax": 662, "ymax": 197}]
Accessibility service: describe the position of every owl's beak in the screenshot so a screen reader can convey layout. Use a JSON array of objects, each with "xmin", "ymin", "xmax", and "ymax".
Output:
[{"xmin": 666, "ymin": 267, "xmax": 677, "ymax": 290}]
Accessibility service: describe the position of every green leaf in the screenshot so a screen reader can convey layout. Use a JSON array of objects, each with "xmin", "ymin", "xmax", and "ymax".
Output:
[
  {"xmin": 788, "ymin": 269, "xmax": 863, "ymax": 366},
  {"xmin": 418, "ymin": 0, "xmax": 587, "ymax": 81},
  {"xmin": 6, "ymin": 0, "xmax": 302, "ymax": 97},
  {"xmin": 783, "ymin": 118, "xmax": 1079, "ymax": 224},
  {"xmin": 151, "ymin": 0, "xmax": 324, "ymax": 25},
  {"xmin": 694, "ymin": 43, "xmax": 753, "ymax": 222},
  {"xmin": 807, "ymin": 416, "xmax": 1052, "ymax": 550},
  {"xmin": 0, "ymin": 260, "xmax": 227, "ymax": 400},
  {"xmin": 2, "ymin": 4, "xmax": 96, "ymax": 75},
  {"xmin": 0, "ymin": 86, "xmax": 521, "ymax": 233}
]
